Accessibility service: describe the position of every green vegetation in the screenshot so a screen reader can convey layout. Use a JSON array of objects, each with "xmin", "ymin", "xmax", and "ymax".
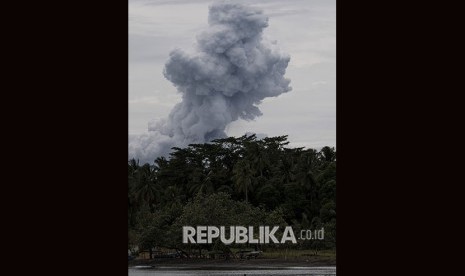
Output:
[
  {"xmin": 262, "ymin": 248, "xmax": 336, "ymax": 259},
  {"xmin": 128, "ymin": 134, "xmax": 335, "ymax": 258}
]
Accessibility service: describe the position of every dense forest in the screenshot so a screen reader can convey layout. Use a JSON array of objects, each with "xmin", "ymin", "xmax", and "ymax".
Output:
[{"xmin": 128, "ymin": 134, "xmax": 336, "ymax": 258}]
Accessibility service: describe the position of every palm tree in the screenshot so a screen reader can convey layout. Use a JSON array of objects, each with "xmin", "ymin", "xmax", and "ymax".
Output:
[
  {"xmin": 134, "ymin": 164, "xmax": 159, "ymax": 212},
  {"xmin": 279, "ymin": 153, "xmax": 296, "ymax": 185},
  {"xmin": 164, "ymin": 184, "xmax": 184, "ymax": 206},
  {"xmin": 232, "ymin": 159, "xmax": 253, "ymax": 202},
  {"xmin": 247, "ymin": 140, "xmax": 268, "ymax": 177},
  {"xmin": 189, "ymin": 170, "xmax": 214, "ymax": 196},
  {"xmin": 296, "ymin": 150, "xmax": 317, "ymax": 190}
]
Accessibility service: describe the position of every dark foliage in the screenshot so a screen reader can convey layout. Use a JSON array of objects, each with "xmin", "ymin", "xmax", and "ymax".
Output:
[{"xmin": 128, "ymin": 134, "xmax": 336, "ymax": 254}]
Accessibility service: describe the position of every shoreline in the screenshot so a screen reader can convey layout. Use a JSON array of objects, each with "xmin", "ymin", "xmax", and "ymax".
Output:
[{"xmin": 128, "ymin": 257, "xmax": 336, "ymax": 269}]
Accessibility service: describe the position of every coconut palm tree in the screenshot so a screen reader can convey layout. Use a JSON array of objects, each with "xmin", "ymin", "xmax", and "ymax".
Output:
[
  {"xmin": 232, "ymin": 159, "xmax": 253, "ymax": 202},
  {"xmin": 134, "ymin": 164, "xmax": 159, "ymax": 212}
]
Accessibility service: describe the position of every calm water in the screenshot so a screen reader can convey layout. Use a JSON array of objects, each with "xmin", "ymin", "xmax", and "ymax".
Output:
[{"xmin": 128, "ymin": 267, "xmax": 336, "ymax": 275}]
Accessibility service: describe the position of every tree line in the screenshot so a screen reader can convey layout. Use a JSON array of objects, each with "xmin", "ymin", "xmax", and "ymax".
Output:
[{"xmin": 128, "ymin": 134, "xmax": 336, "ymax": 257}]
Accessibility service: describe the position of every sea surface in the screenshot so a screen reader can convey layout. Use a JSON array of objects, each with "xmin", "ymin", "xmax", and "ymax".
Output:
[{"xmin": 128, "ymin": 266, "xmax": 336, "ymax": 275}]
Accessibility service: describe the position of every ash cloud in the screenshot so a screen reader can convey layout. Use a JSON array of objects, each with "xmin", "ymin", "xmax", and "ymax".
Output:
[{"xmin": 129, "ymin": 1, "xmax": 292, "ymax": 163}]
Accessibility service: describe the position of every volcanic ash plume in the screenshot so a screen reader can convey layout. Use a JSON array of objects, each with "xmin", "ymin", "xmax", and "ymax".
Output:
[{"xmin": 129, "ymin": 1, "xmax": 292, "ymax": 163}]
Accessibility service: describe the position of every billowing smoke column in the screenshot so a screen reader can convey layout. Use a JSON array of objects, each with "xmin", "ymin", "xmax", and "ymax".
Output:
[{"xmin": 129, "ymin": 1, "xmax": 292, "ymax": 163}]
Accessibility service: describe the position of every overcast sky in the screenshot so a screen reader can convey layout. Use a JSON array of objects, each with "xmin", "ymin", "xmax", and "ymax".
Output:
[{"xmin": 129, "ymin": 0, "xmax": 335, "ymax": 149}]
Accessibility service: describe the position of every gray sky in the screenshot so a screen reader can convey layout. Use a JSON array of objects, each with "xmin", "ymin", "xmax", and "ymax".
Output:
[{"xmin": 129, "ymin": 0, "xmax": 335, "ymax": 149}]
